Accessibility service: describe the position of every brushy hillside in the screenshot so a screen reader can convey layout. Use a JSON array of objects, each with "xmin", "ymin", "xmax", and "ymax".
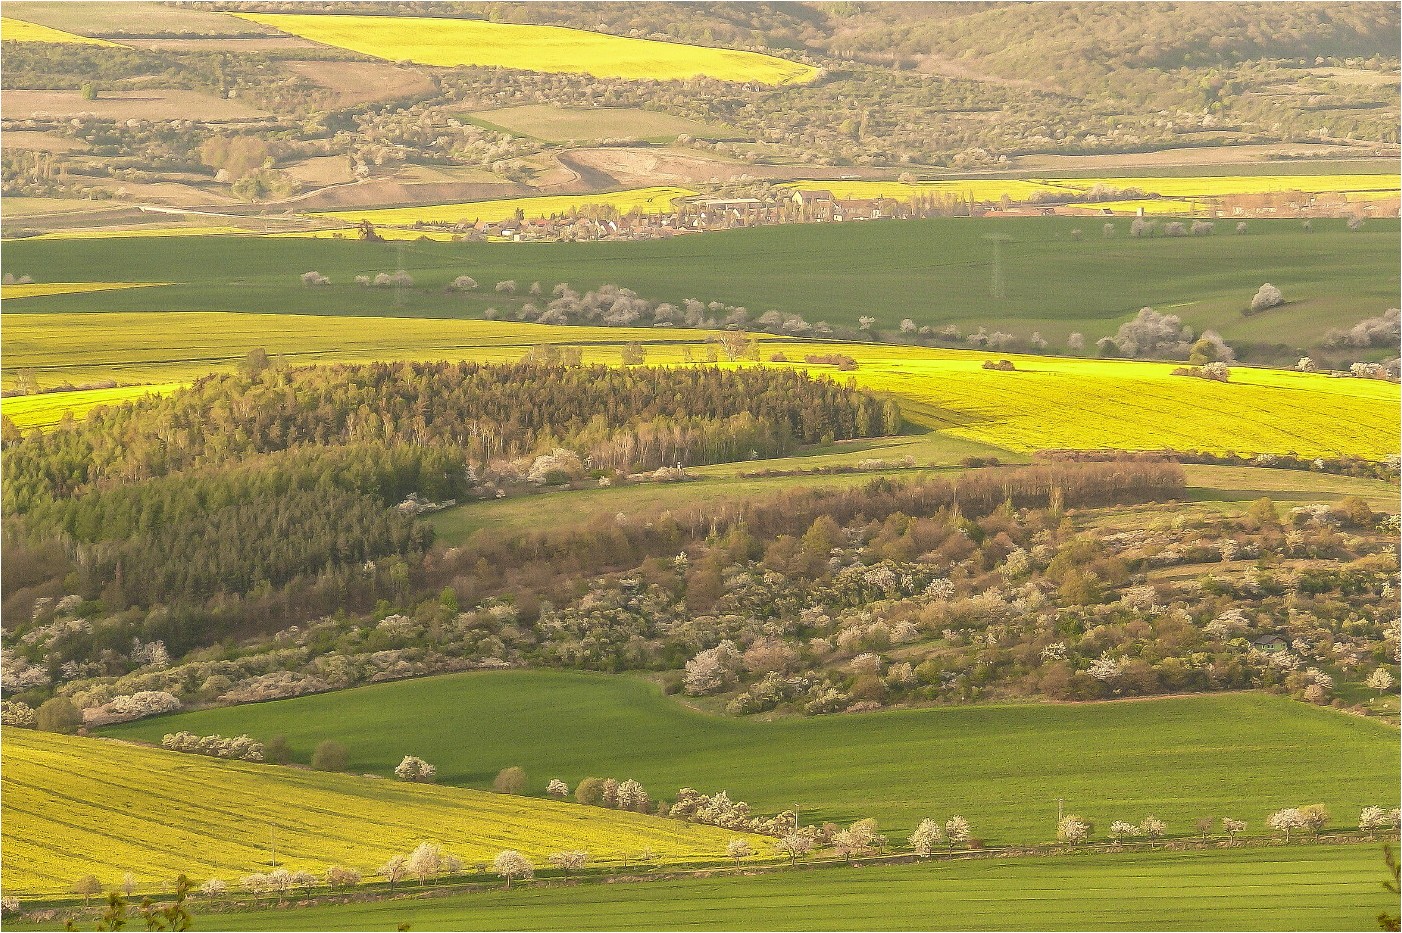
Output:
[
  {"xmin": 1, "ymin": 729, "xmax": 761, "ymax": 896},
  {"xmin": 107, "ymin": 675, "xmax": 1402, "ymax": 842},
  {"xmin": 119, "ymin": 845, "xmax": 1389, "ymax": 932}
]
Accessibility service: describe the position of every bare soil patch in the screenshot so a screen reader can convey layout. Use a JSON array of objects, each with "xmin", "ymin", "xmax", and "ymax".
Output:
[
  {"xmin": 3, "ymin": 89, "xmax": 269, "ymax": 122},
  {"xmin": 282, "ymin": 156, "xmax": 357, "ymax": 187},
  {"xmin": 285, "ymin": 61, "xmax": 436, "ymax": 108}
]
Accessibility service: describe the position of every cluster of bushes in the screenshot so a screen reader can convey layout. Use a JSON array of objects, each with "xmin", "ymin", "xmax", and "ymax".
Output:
[{"xmin": 160, "ymin": 731, "xmax": 265, "ymax": 762}]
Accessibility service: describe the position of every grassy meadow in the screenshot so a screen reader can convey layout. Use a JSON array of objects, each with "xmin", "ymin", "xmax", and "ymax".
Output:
[
  {"xmin": 2, "ymin": 729, "xmax": 762, "ymax": 896},
  {"xmin": 4, "ymin": 217, "xmax": 1394, "ymax": 349},
  {"xmin": 47, "ymin": 845, "xmax": 1381, "ymax": 932},
  {"xmin": 106, "ymin": 673, "xmax": 1401, "ymax": 844},
  {"xmin": 0, "ymin": 281, "xmax": 168, "ymax": 299},
  {"xmin": 234, "ymin": 13, "xmax": 818, "ymax": 84}
]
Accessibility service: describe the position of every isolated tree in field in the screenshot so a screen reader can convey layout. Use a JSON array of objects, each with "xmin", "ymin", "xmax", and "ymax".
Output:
[
  {"xmin": 620, "ymin": 342, "xmax": 647, "ymax": 366},
  {"xmin": 199, "ymin": 877, "xmax": 228, "ymax": 898},
  {"xmin": 547, "ymin": 778, "xmax": 570, "ymax": 798},
  {"xmin": 1067, "ymin": 332, "xmax": 1085, "ymax": 353},
  {"xmin": 1195, "ymin": 818, "xmax": 1214, "ymax": 840},
  {"xmin": 300, "ymin": 271, "xmax": 330, "ymax": 287},
  {"xmin": 900, "ymin": 318, "xmax": 917, "ymax": 334},
  {"xmin": 858, "ymin": 315, "xmax": 876, "ymax": 332},
  {"xmin": 240, "ymin": 873, "xmax": 269, "ymax": 902},
  {"xmin": 1347, "ymin": 216, "xmax": 1365, "ymax": 232},
  {"xmin": 908, "ymin": 819, "xmax": 943, "ymax": 857},
  {"xmin": 727, "ymin": 839, "xmax": 753, "ymax": 863},
  {"xmin": 493, "ymin": 766, "xmax": 527, "ymax": 795},
  {"xmin": 945, "ymin": 816, "xmax": 972, "ymax": 849},
  {"xmin": 1250, "ymin": 283, "xmax": 1284, "ymax": 313},
  {"xmin": 617, "ymin": 778, "xmax": 650, "ymax": 812},
  {"xmin": 1299, "ymin": 804, "xmax": 1330, "ymax": 837},
  {"xmin": 1109, "ymin": 820, "xmax": 1140, "ymax": 845},
  {"xmin": 1236, "ymin": 221, "xmax": 1248, "ymax": 234},
  {"xmin": 73, "ymin": 875, "xmax": 102, "ymax": 906},
  {"xmin": 121, "ymin": 872, "xmax": 137, "ymax": 896},
  {"xmin": 493, "ymin": 850, "xmax": 533, "ymax": 889},
  {"xmin": 1367, "ymin": 669, "xmax": 1395, "ymax": 696},
  {"xmin": 774, "ymin": 832, "xmax": 814, "ymax": 865},
  {"xmin": 547, "ymin": 850, "xmax": 589, "ymax": 879},
  {"xmin": 264, "ymin": 734, "xmax": 292, "ymax": 764},
  {"xmin": 37, "ymin": 696, "xmax": 82, "ymax": 734},
  {"xmin": 379, "ymin": 855, "xmax": 408, "ymax": 891},
  {"xmin": 310, "ymin": 740, "xmax": 348, "ymax": 772},
  {"xmin": 495, "ymin": 280, "xmax": 518, "ymax": 295},
  {"xmin": 451, "ymin": 275, "xmax": 478, "ymax": 291},
  {"xmin": 1268, "ymin": 808, "xmax": 1305, "ymax": 843},
  {"xmin": 1058, "ymin": 815, "xmax": 1090, "ymax": 846},
  {"xmin": 394, "ymin": 755, "xmax": 437, "ymax": 782},
  {"xmin": 1140, "ymin": 816, "xmax": 1167, "ymax": 847},
  {"xmin": 1222, "ymin": 818, "xmax": 1247, "ymax": 844},
  {"xmin": 407, "ymin": 842, "xmax": 443, "ymax": 884}
]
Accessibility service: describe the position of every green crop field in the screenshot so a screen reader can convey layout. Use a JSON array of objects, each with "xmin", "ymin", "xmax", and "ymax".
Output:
[
  {"xmin": 5, "ymin": 311, "xmax": 1396, "ymax": 459},
  {"xmin": 4, "ymin": 217, "xmax": 1395, "ymax": 347},
  {"xmin": 234, "ymin": 13, "xmax": 818, "ymax": 84},
  {"xmin": 106, "ymin": 674, "xmax": 1400, "ymax": 844},
  {"xmin": 1, "ymin": 729, "xmax": 761, "ymax": 896},
  {"xmin": 26, "ymin": 845, "xmax": 1375, "ymax": 932}
]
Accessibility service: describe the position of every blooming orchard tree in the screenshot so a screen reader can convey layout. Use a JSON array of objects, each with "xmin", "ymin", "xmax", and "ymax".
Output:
[
  {"xmin": 547, "ymin": 778, "xmax": 570, "ymax": 798},
  {"xmin": 1108, "ymin": 820, "xmax": 1140, "ymax": 845},
  {"xmin": 1140, "ymin": 816, "xmax": 1167, "ymax": 847},
  {"xmin": 774, "ymin": 832, "xmax": 814, "ymax": 865},
  {"xmin": 547, "ymin": 850, "xmax": 590, "ymax": 879},
  {"xmin": 199, "ymin": 878, "xmax": 228, "ymax": 898},
  {"xmin": 1299, "ymin": 804, "xmax": 1330, "ymax": 837},
  {"xmin": 1058, "ymin": 815, "xmax": 1090, "ymax": 846},
  {"xmin": 945, "ymin": 816, "xmax": 972, "ymax": 849},
  {"xmin": 1250, "ymin": 283, "xmax": 1284, "ymax": 312},
  {"xmin": 1268, "ymin": 808, "xmax": 1305, "ymax": 843},
  {"xmin": 908, "ymin": 819, "xmax": 944, "ymax": 857},
  {"xmin": 1366, "ymin": 668, "xmax": 1395, "ymax": 696},
  {"xmin": 1222, "ymin": 818, "xmax": 1247, "ymax": 844},
  {"xmin": 325, "ymin": 867, "xmax": 361, "ymax": 889},
  {"xmin": 493, "ymin": 850, "xmax": 533, "ymax": 889},
  {"xmin": 1359, "ymin": 807, "xmax": 1400, "ymax": 838},
  {"xmin": 407, "ymin": 842, "xmax": 443, "ymax": 884},
  {"xmin": 726, "ymin": 839, "xmax": 753, "ymax": 862},
  {"xmin": 394, "ymin": 755, "xmax": 437, "ymax": 782},
  {"xmin": 379, "ymin": 854, "xmax": 408, "ymax": 890}
]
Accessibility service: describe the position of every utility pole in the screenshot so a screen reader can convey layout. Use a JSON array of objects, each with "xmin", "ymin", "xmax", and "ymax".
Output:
[
  {"xmin": 270, "ymin": 823, "xmax": 278, "ymax": 869},
  {"xmin": 1057, "ymin": 797, "xmax": 1064, "ymax": 827}
]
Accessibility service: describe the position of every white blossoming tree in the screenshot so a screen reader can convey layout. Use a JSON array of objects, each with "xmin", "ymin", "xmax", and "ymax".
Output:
[
  {"xmin": 493, "ymin": 850, "xmax": 533, "ymax": 889},
  {"xmin": 908, "ymin": 819, "xmax": 944, "ymax": 857},
  {"xmin": 1267, "ymin": 808, "xmax": 1305, "ymax": 843}
]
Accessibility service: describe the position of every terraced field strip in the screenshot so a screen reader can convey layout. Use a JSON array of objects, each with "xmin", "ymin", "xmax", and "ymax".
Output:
[
  {"xmin": 312, "ymin": 186, "xmax": 697, "ymax": 226},
  {"xmin": 1, "ymin": 383, "xmax": 185, "ymax": 431},
  {"xmin": 3, "ymin": 313, "xmax": 1395, "ymax": 460},
  {"xmin": 1, "ymin": 730, "xmax": 764, "ymax": 896},
  {"xmin": 109, "ymin": 676, "xmax": 1401, "ymax": 844},
  {"xmin": 233, "ymin": 13, "xmax": 818, "ymax": 84},
  {"xmin": 134, "ymin": 845, "xmax": 1392, "ymax": 932},
  {"xmin": 0, "ymin": 15, "xmax": 119, "ymax": 45},
  {"xmin": 1, "ymin": 282, "xmax": 169, "ymax": 299}
]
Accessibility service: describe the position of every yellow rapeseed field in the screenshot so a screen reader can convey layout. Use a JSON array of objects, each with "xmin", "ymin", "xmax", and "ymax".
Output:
[
  {"xmin": 234, "ymin": 13, "xmax": 818, "ymax": 84},
  {"xmin": 0, "ymin": 16, "xmax": 119, "ymax": 45},
  {"xmin": 787, "ymin": 174, "xmax": 1399, "ymax": 208},
  {"xmin": 2, "ymin": 730, "xmax": 764, "ymax": 895},
  {"xmin": 1, "ymin": 282, "xmax": 170, "ymax": 299},
  {"xmin": 2, "ymin": 383, "xmax": 184, "ymax": 431},
  {"xmin": 10, "ymin": 226, "xmax": 261, "ymax": 241},
  {"xmin": 3, "ymin": 313, "xmax": 1396, "ymax": 460},
  {"xmin": 314, "ymin": 186, "xmax": 697, "ymax": 227}
]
